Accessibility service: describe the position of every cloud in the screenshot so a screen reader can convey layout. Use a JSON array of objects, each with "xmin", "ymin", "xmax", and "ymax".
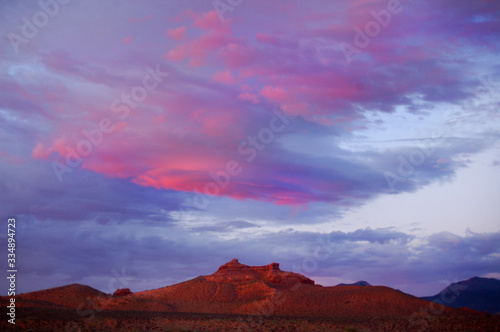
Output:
[
  {"xmin": 190, "ymin": 220, "xmax": 259, "ymax": 233},
  {"xmin": 122, "ymin": 36, "xmax": 133, "ymax": 45},
  {"xmin": 0, "ymin": 1, "xmax": 497, "ymax": 209},
  {"xmin": 212, "ymin": 70, "xmax": 237, "ymax": 84},
  {"xmin": 166, "ymin": 27, "xmax": 187, "ymax": 41},
  {"xmin": 11, "ymin": 222, "xmax": 500, "ymax": 297},
  {"xmin": 0, "ymin": 159, "xmax": 184, "ymax": 224}
]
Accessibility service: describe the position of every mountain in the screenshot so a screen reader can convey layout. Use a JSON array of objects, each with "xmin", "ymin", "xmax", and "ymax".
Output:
[
  {"xmin": 337, "ymin": 280, "xmax": 371, "ymax": 286},
  {"xmin": 4, "ymin": 259, "xmax": 464, "ymax": 318},
  {"xmin": 421, "ymin": 277, "xmax": 500, "ymax": 314},
  {"xmin": 112, "ymin": 258, "xmax": 452, "ymax": 317}
]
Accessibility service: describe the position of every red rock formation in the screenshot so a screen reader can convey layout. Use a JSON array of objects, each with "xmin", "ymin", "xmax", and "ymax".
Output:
[
  {"xmin": 206, "ymin": 258, "xmax": 315, "ymax": 288},
  {"xmin": 113, "ymin": 288, "xmax": 132, "ymax": 297},
  {"xmin": 1, "ymin": 259, "xmax": 483, "ymax": 322}
]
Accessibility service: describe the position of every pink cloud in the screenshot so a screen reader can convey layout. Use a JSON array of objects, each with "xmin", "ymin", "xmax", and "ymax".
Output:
[
  {"xmin": 212, "ymin": 70, "xmax": 236, "ymax": 84},
  {"xmin": 153, "ymin": 114, "xmax": 167, "ymax": 124},
  {"xmin": 194, "ymin": 10, "xmax": 224, "ymax": 30},
  {"xmin": 164, "ymin": 44, "xmax": 188, "ymax": 62},
  {"xmin": 219, "ymin": 42, "xmax": 258, "ymax": 69},
  {"xmin": 32, "ymin": 143, "xmax": 53, "ymax": 159},
  {"xmin": 238, "ymin": 92, "xmax": 259, "ymax": 103},
  {"xmin": 122, "ymin": 36, "xmax": 133, "ymax": 45},
  {"xmin": 163, "ymin": 9, "xmax": 247, "ymax": 67},
  {"xmin": 164, "ymin": 32, "xmax": 233, "ymax": 65},
  {"xmin": 255, "ymin": 32, "xmax": 273, "ymax": 43},
  {"xmin": 259, "ymin": 86, "xmax": 292, "ymax": 103},
  {"xmin": 166, "ymin": 27, "xmax": 187, "ymax": 41},
  {"xmin": 189, "ymin": 108, "xmax": 238, "ymax": 136},
  {"xmin": 12, "ymin": 3, "xmax": 498, "ymax": 208}
]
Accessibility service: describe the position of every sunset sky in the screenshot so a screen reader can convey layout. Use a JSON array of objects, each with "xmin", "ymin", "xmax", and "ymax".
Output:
[{"xmin": 1, "ymin": 0, "xmax": 499, "ymax": 297}]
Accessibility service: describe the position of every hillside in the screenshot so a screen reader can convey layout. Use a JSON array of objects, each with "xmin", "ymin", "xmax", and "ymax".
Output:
[
  {"xmin": 0, "ymin": 283, "xmax": 109, "ymax": 309},
  {"xmin": 422, "ymin": 277, "xmax": 500, "ymax": 314}
]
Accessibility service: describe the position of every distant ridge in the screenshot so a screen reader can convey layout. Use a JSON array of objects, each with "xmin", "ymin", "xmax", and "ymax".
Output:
[
  {"xmin": 337, "ymin": 280, "xmax": 371, "ymax": 287},
  {"xmin": 2, "ymin": 259, "xmax": 475, "ymax": 319},
  {"xmin": 421, "ymin": 276, "xmax": 500, "ymax": 314}
]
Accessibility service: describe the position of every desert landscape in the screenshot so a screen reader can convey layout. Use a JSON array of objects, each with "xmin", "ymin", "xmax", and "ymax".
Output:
[
  {"xmin": 2, "ymin": 1, "xmax": 500, "ymax": 332},
  {"xmin": 1, "ymin": 259, "xmax": 499, "ymax": 331}
]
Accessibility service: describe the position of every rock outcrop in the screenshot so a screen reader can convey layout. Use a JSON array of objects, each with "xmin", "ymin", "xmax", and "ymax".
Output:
[
  {"xmin": 205, "ymin": 258, "xmax": 315, "ymax": 288},
  {"xmin": 113, "ymin": 288, "xmax": 132, "ymax": 297}
]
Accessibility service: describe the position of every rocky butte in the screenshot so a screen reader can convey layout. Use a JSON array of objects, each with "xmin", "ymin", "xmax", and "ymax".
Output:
[
  {"xmin": 205, "ymin": 258, "xmax": 316, "ymax": 287},
  {"xmin": 113, "ymin": 288, "xmax": 132, "ymax": 297}
]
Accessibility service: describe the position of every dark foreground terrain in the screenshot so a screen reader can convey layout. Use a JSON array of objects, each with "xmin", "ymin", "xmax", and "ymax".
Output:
[{"xmin": 1, "ymin": 307, "xmax": 499, "ymax": 332}]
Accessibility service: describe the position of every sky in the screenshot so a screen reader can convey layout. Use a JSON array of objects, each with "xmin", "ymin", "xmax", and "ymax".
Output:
[{"xmin": 0, "ymin": 0, "xmax": 499, "ymax": 297}]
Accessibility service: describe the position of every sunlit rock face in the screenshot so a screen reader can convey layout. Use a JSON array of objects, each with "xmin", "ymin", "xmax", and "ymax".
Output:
[
  {"xmin": 206, "ymin": 258, "xmax": 315, "ymax": 288},
  {"xmin": 113, "ymin": 288, "xmax": 132, "ymax": 297}
]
